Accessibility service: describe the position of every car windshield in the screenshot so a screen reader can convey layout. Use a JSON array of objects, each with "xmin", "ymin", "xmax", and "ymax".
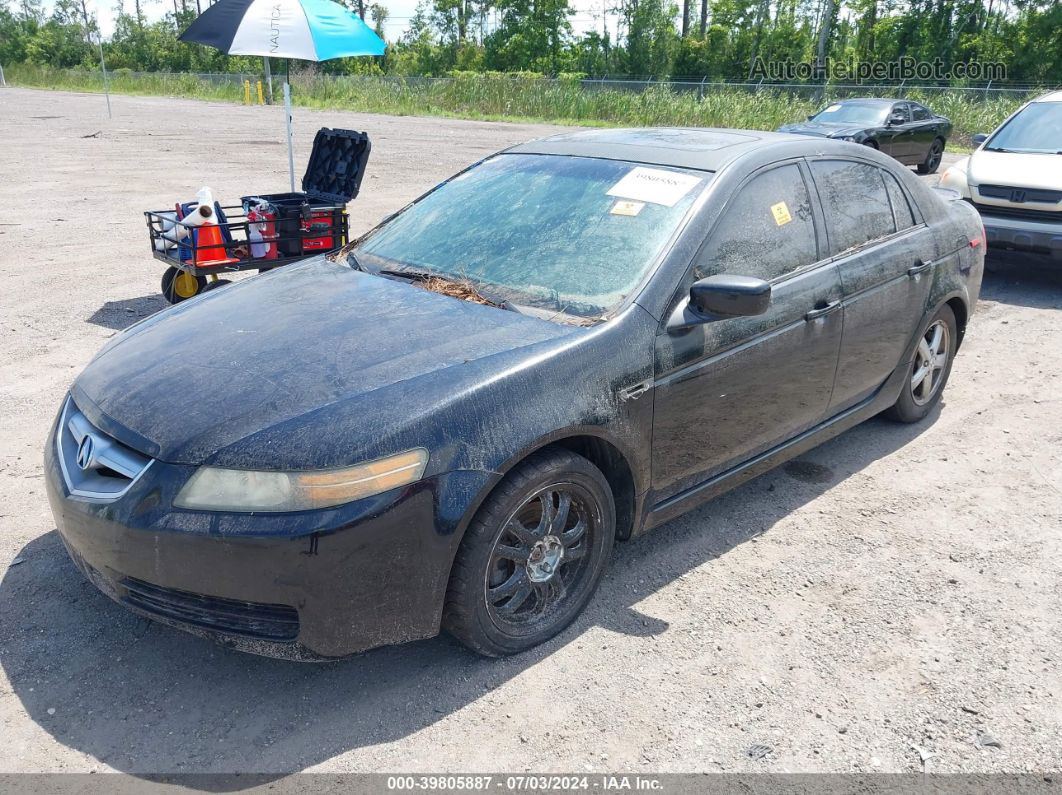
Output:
[
  {"xmin": 353, "ymin": 154, "xmax": 708, "ymax": 319},
  {"xmin": 985, "ymin": 102, "xmax": 1062, "ymax": 154},
  {"xmin": 812, "ymin": 103, "xmax": 888, "ymax": 125}
]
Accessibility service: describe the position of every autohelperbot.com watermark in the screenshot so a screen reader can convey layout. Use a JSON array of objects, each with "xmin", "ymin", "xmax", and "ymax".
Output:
[{"xmin": 750, "ymin": 56, "xmax": 1007, "ymax": 83}]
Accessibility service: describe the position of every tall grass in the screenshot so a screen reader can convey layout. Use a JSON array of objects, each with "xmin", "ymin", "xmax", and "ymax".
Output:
[{"xmin": 9, "ymin": 64, "xmax": 1030, "ymax": 146}]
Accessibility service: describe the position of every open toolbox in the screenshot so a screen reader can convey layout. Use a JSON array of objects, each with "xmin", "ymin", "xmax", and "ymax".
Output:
[{"xmin": 144, "ymin": 128, "xmax": 370, "ymax": 303}]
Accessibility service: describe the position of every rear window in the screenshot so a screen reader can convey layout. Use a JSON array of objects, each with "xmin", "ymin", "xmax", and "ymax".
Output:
[
  {"xmin": 811, "ymin": 160, "xmax": 897, "ymax": 254},
  {"xmin": 884, "ymin": 173, "xmax": 916, "ymax": 230},
  {"xmin": 910, "ymin": 104, "xmax": 932, "ymax": 121}
]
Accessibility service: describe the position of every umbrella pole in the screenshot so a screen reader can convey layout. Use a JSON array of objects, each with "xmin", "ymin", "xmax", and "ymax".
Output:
[
  {"xmin": 284, "ymin": 79, "xmax": 295, "ymax": 192},
  {"xmin": 96, "ymin": 29, "xmax": 112, "ymax": 119}
]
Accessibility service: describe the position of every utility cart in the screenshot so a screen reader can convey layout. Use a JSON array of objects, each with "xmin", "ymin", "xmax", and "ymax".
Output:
[{"xmin": 144, "ymin": 128, "xmax": 370, "ymax": 303}]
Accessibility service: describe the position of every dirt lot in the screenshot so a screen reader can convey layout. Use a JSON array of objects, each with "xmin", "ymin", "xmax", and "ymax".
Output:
[{"xmin": 1, "ymin": 87, "xmax": 1060, "ymax": 778}]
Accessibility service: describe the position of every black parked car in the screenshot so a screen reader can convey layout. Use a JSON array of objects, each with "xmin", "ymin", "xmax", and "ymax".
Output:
[
  {"xmin": 778, "ymin": 98, "xmax": 952, "ymax": 174},
  {"xmin": 46, "ymin": 128, "xmax": 984, "ymax": 659}
]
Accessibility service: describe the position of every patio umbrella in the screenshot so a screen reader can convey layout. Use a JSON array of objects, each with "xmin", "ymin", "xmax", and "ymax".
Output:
[{"xmin": 179, "ymin": 0, "xmax": 386, "ymax": 191}]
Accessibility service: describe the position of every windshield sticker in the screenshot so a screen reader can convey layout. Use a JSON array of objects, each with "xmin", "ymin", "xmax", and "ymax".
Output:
[
  {"xmin": 824, "ymin": 104, "xmax": 841, "ymax": 113},
  {"xmin": 610, "ymin": 200, "xmax": 645, "ymax": 217},
  {"xmin": 607, "ymin": 167, "xmax": 702, "ymax": 207},
  {"xmin": 770, "ymin": 201, "xmax": 793, "ymax": 226}
]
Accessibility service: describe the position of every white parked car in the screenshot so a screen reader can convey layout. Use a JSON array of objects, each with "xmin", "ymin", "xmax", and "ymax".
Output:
[{"xmin": 939, "ymin": 90, "xmax": 1062, "ymax": 260}]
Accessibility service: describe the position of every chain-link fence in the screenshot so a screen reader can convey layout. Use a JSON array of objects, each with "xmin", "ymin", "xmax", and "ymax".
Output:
[
  {"xmin": 28, "ymin": 68, "xmax": 1054, "ymax": 102},
  {"xmin": 9, "ymin": 65, "xmax": 1055, "ymax": 144}
]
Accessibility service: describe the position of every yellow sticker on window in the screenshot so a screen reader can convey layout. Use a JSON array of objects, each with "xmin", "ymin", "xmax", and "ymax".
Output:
[
  {"xmin": 771, "ymin": 201, "xmax": 793, "ymax": 226},
  {"xmin": 610, "ymin": 200, "xmax": 645, "ymax": 217}
]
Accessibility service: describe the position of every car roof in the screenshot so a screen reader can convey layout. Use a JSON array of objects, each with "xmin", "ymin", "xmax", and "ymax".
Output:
[
  {"xmin": 833, "ymin": 98, "xmax": 900, "ymax": 106},
  {"xmin": 506, "ymin": 127, "xmax": 820, "ymax": 172},
  {"xmin": 1032, "ymin": 90, "xmax": 1062, "ymax": 103}
]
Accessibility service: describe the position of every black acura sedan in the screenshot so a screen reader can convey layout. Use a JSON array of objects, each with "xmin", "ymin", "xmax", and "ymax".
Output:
[
  {"xmin": 46, "ymin": 128, "xmax": 984, "ymax": 659},
  {"xmin": 778, "ymin": 98, "xmax": 952, "ymax": 174}
]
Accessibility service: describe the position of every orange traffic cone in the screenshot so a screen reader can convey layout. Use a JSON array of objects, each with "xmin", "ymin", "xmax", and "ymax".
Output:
[{"xmin": 186, "ymin": 219, "xmax": 239, "ymax": 267}]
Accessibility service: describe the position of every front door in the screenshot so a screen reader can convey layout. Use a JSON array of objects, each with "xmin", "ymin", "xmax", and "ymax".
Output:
[
  {"xmin": 650, "ymin": 162, "xmax": 843, "ymax": 504},
  {"xmin": 882, "ymin": 102, "xmax": 916, "ymax": 161}
]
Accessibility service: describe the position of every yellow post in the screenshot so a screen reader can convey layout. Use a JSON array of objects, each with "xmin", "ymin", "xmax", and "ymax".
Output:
[
  {"xmin": 243, "ymin": 80, "xmax": 251, "ymax": 104},
  {"xmin": 257, "ymin": 81, "xmax": 265, "ymax": 105}
]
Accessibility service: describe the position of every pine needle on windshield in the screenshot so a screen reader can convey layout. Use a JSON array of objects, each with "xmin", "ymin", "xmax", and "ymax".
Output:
[{"xmin": 418, "ymin": 275, "xmax": 504, "ymax": 308}]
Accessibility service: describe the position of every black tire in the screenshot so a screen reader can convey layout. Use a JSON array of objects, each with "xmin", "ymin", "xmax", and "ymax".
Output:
[
  {"xmin": 884, "ymin": 304, "xmax": 957, "ymax": 423},
  {"xmin": 161, "ymin": 267, "xmax": 206, "ymax": 304},
  {"xmin": 443, "ymin": 449, "xmax": 615, "ymax": 656},
  {"xmin": 917, "ymin": 138, "xmax": 945, "ymax": 175},
  {"xmin": 863, "ymin": 139, "xmax": 879, "ymax": 149},
  {"xmin": 201, "ymin": 278, "xmax": 233, "ymax": 293}
]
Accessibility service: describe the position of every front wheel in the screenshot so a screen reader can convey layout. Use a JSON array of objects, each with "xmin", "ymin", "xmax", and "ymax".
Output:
[
  {"xmin": 884, "ymin": 304, "xmax": 957, "ymax": 423},
  {"xmin": 443, "ymin": 449, "xmax": 615, "ymax": 656}
]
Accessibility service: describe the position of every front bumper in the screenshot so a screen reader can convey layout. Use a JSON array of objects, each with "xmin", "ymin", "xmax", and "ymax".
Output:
[
  {"xmin": 44, "ymin": 411, "xmax": 494, "ymax": 660},
  {"xmin": 978, "ymin": 212, "xmax": 1062, "ymax": 259}
]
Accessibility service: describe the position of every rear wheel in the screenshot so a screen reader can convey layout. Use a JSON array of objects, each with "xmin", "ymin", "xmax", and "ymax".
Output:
[
  {"xmin": 884, "ymin": 304, "xmax": 957, "ymax": 423},
  {"xmin": 443, "ymin": 449, "xmax": 615, "ymax": 656},
  {"xmin": 917, "ymin": 138, "xmax": 945, "ymax": 174},
  {"xmin": 161, "ymin": 267, "xmax": 206, "ymax": 303}
]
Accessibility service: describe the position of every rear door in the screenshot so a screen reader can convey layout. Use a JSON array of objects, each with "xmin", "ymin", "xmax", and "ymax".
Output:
[
  {"xmin": 806, "ymin": 158, "xmax": 936, "ymax": 413},
  {"xmin": 650, "ymin": 161, "xmax": 843, "ymax": 503}
]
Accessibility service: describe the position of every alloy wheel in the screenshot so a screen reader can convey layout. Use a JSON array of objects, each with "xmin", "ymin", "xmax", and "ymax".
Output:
[
  {"xmin": 927, "ymin": 141, "xmax": 943, "ymax": 171},
  {"xmin": 484, "ymin": 483, "xmax": 597, "ymax": 631},
  {"xmin": 911, "ymin": 319, "xmax": 950, "ymax": 405}
]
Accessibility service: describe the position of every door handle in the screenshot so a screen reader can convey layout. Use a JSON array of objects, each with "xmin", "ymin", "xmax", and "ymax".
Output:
[
  {"xmin": 805, "ymin": 300, "xmax": 841, "ymax": 321},
  {"xmin": 908, "ymin": 259, "xmax": 933, "ymax": 277}
]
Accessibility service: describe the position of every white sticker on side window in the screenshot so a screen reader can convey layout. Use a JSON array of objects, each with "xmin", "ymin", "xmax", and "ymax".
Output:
[{"xmin": 607, "ymin": 167, "xmax": 702, "ymax": 207}]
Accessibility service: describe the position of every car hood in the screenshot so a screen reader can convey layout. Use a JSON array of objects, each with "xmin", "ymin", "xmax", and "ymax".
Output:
[
  {"xmin": 968, "ymin": 149, "xmax": 1062, "ymax": 192},
  {"xmin": 73, "ymin": 258, "xmax": 576, "ymax": 465},
  {"xmin": 777, "ymin": 121, "xmax": 866, "ymax": 138}
]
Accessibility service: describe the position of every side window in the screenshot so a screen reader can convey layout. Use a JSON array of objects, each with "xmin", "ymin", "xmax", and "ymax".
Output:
[
  {"xmin": 810, "ymin": 160, "xmax": 897, "ymax": 254},
  {"xmin": 883, "ymin": 172, "xmax": 916, "ymax": 230},
  {"xmin": 892, "ymin": 103, "xmax": 911, "ymax": 123},
  {"xmin": 695, "ymin": 164, "xmax": 817, "ymax": 282},
  {"xmin": 910, "ymin": 103, "xmax": 931, "ymax": 121}
]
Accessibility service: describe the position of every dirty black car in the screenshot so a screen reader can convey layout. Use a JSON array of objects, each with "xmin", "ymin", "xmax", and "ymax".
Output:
[
  {"xmin": 46, "ymin": 128, "xmax": 984, "ymax": 659},
  {"xmin": 778, "ymin": 98, "xmax": 952, "ymax": 174}
]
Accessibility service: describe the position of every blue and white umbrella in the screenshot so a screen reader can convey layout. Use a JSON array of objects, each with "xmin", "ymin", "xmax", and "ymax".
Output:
[{"xmin": 180, "ymin": 0, "xmax": 386, "ymax": 189}]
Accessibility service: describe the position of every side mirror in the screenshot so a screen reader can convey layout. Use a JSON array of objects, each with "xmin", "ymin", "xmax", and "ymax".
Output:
[
  {"xmin": 807, "ymin": 115, "xmax": 816, "ymax": 121},
  {"xmin": 668, "ymin": 274, "xmax": 771, "ymax": 331},
  {"xmin": 971, "ymin": 133, "xmax": 989, "ymax": 145},
  {"xmin": 888, "ymin": 113, "xmax": 906, "ymax": 126}
]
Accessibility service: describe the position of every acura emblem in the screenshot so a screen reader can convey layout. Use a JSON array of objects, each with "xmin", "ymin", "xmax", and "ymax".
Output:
[
  {"xmin": 1011, "ymin": 189, "xmax": 1026, "ymax": 203},
  {"xmin": 76, "ymin": 434, "xmax": 95, "ymax": 471}
]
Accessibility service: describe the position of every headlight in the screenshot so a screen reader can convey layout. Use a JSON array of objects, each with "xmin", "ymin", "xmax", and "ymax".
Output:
[
  {"xmin": 174, "ymin": 448, "xmax": 429, "ymax": 512},
  {"xmin": 939, "ymin": 158, "xmax": 971, "ymax": 199}
]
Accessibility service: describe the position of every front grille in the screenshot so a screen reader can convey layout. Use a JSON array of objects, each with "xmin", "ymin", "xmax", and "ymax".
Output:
[
  {"xmin": 121, "ymin": 577, "xmax": 300, "ymax": 642},
  {"xmin": 976, "ymin": 184, "xmax": 1062, "ymax": 204},
  {"xmin": 973, "ymin": 202, "xmax": 1062, "ymax": 224},
  {"xmin": 57, "ymin": 398, "xmax": 152, "ymax": 501}
]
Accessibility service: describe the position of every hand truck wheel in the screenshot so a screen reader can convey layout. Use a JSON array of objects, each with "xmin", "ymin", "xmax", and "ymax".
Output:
[{"xmin": 161, "ymin": 266, "xmax": 207, "ymax": 304}]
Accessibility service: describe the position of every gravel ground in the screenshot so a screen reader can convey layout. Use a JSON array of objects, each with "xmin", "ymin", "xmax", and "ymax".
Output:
[{"xmin": 0, "ymin": 87, "xmax": 1060, "ymax": 778}]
